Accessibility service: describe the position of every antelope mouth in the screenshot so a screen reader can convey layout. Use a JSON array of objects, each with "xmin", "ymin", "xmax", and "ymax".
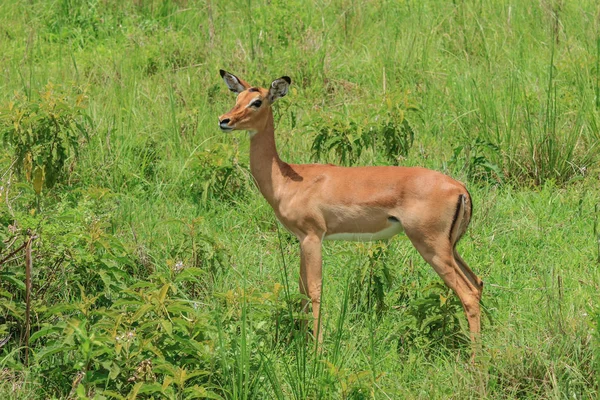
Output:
[{"xmin": 219, "ymin": 122, "xmax": 234, "ymax": 132}]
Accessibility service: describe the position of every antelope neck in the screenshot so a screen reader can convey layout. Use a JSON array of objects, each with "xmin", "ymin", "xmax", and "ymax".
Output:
[{"xmin": 248, "ymin": 109, "xmax": 289, "ymax": 206}]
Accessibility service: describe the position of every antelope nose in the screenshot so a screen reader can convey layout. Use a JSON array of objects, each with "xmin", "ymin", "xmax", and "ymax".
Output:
[{"xmin": 219, "ymin": 118, "xmax": 233, "ymax": 131}]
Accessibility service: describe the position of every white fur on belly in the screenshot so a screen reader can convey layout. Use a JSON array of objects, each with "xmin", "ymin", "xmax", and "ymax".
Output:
[{"xmin": 324, "ymin": 221, "xmax": 404, "ymax": 242}]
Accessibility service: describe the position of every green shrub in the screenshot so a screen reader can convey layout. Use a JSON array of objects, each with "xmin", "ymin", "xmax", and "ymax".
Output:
[
  {"xmin": 0, "ymin": 83, "xmax": 91, "ymax": 192},
  {"xmin": 396, "ymin": 282, "xmax": 470, "ymax": 355},
  {"xmin": 310, "ymin": 99, "xmax": 417, "ymax": 166},
  {"xmin": 28, "ymin": 280, "xmax": 222, "ymax": 398},
  {"xmin": 449, "ymin": 137, "xmax": 503, "ymax": 184},
  {"xmin": 348, "ymin": 243, "xmax": 394, "ymax": 318},
  {"xmin": 0, "ymin": 188, "xmax": 230, "ymax": 398},
  {"xmin": 187, "ymin": 143, "xmax": 250, "ymax": 206}
]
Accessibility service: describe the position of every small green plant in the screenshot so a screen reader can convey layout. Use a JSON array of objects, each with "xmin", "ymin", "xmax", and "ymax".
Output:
[
  {"xmin": 0, "ymin": 83, "xmax": 91, "ymax": 192},
  {"xmin": 378, "ymin": 105, "xmax": 415, "ymax": 165},
  {"xmin": 188, "ymin": 143, "xmax": 250, "ymax": 206},
  {"xmin": 396, "ymin": 282, "xmax": 469, "ymax": 354},
  {"xmin": 449, "ymin": 136, "xmax": 503, "ymax": 184},
  {"xmin": 162, "ymin": 217, "xmax": 228, "ymax": 298},
  {"xmin": 310, "ymin": 110, "xmax": 368, "ymax": 166},
  {"xmin": 348, "ymin": 243, "xmax": 394, "ymax": 318}
]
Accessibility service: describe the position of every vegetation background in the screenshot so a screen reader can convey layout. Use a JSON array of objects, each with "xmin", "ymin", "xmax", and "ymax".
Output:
[{"xmin": 1, "ymin": 0, "xmax": 599, "ymax": 398}]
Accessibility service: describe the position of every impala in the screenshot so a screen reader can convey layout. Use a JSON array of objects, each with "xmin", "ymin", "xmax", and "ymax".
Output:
[{"xmin": 218, "ymin": 70, "xmax": 483, "ymax": 351}]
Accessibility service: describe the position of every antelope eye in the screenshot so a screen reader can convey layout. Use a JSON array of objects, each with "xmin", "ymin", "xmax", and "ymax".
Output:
[{"xmin": 251, "ymin": 99, "xmax": 262, "ymax": 108}]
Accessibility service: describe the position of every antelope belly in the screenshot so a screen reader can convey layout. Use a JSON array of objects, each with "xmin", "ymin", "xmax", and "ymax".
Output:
[{"xmin": 324, "ymin": 221, "xmax": 403, "ymax": 242}]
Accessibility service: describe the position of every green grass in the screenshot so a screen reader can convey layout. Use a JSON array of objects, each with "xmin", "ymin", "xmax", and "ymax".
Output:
[{"xmin": 1, "ymin": 0, "xmax": 599, "ymax": 398}]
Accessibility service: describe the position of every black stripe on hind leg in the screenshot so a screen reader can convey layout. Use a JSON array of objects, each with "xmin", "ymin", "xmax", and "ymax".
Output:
[{"xmin": 448, "ymin": 194, "xmax": 464, "ymax": 242}]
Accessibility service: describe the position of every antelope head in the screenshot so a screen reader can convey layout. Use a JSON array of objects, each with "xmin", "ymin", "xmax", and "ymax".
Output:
[{"xmin": 218, "ymin": 70, "xmax": 291, "ymax": 133}]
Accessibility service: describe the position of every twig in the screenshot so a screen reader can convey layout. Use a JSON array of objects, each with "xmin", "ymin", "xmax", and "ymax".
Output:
[
  {"xmin": 4, "ymin": 168, "xmax": 15, "ymax": 217},
  {"xmin": 2, "ymin": 234, "xmax": 18, "ymax": 253},
  {"xmin": 1, "ymin": 158, "xmax": 17, "ymax": 180},
  {"xmin": 35, "ymin": 254, "xmax": 65, "ymax": 298},
  {"xmin": 0, "ymin": 158, "xmax": 15, "ymax": 198},
  {"xmin": 24, "ymin": 233, "xmax": 37, "ymax": 366},
  {"xmin": 0, "ymin": 240, "xmax": 28, "ymax": 267},
  {"xmin": 0, "ymin": 333, "xmax": 11, "ymax": 348}
]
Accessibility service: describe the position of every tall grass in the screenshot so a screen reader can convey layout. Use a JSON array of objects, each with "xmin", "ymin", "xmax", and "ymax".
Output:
[{"xmin": 0, "ymin": 0, "xmax": 599, "ymax": 398}]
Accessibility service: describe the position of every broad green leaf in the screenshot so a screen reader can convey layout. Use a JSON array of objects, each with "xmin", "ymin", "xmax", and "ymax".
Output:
[
  {"xmin": 184, "ymin": 385, "xmax": 223, "ymax": 400},
  {"xmin": 160, "ymin": 320, "xmax": 173, "ymax": 336},
  {"xmin": 166, "ymin": 303, "xmax": 196, "ymax": 314},
  {"xmin": 158, "ymin": 284, "xmax": 170, "ymax": 303},
  {"xmin": 0, "ymin": 273, "xmax": 25, "ymax": 290},
  {"xmin": 32, "ymin": 166, "xmax": 44, "ymax": 195},
  {"xmin": 30, "ymin": 325, "xmax": 63, "ymax": 343},
  {"xmin": 102, "ymin": 390, "xmax": 126, "ymax": 400},
  {"xmin": 76, "ymin": 383, "xmax": 86, "ymax": 398},
  {"xmin": 162, "ymin": 376, "xmax": 173, "ymax": 391},
  {"xmin": 132, "ymin": 304, "xmax": 153, "ymax": 321},
  {"xmin": 137, "ymin": 383, "xmax": 163, "ymax": 395},
  {"xmin": 127, "ymin": 382, "xmax": 143, "ymax": 400},
  {"xmin": 35, "ymin": 343, "xmax": 73, "ymax": 361}
]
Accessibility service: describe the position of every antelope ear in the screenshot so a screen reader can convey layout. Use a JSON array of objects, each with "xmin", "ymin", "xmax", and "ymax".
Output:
[
  {"xmin": 220, "ymin": 69, "xmax": 251, "ymax": 94},
  {"xmin": 268, "ymin": 76, "xmax": 291, "ymax": 103}
]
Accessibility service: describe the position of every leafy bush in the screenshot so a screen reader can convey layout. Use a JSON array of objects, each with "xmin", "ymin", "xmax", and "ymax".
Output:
[
  {"xmin": 0, "ymin": 190, "xmax": 230, "ymax": 398},
  {"xmin": 396, "ymin": 282, "xmax": 469, "ymax": 354},
  {"xmin": 346, "ymin": 244, "xmax": 470, "ymax": 356},
  {"xmin": 0, "ymin": 83, "xmax": 91, "ymax": 192},
  {"xmin": 449, "ymin": 136, "xmax": 503, "ymax": 184},
  {"xmin": 378, "ymin": 106, "xmax": 415, "ymax": 165},
  {"xmin": 310, "ymin": 99, "xmax": 417, "ymax": 166},
  {"xmin": 30, "ymin": 280, "xmax": 222, "ymax": 399},
  {"xmin": 187, "ymin": 143, "xmax": 250, "ymax": 206},
  {"xmin": 348, "ymin": 243, "xmax": 394, "ymax": 317}
]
